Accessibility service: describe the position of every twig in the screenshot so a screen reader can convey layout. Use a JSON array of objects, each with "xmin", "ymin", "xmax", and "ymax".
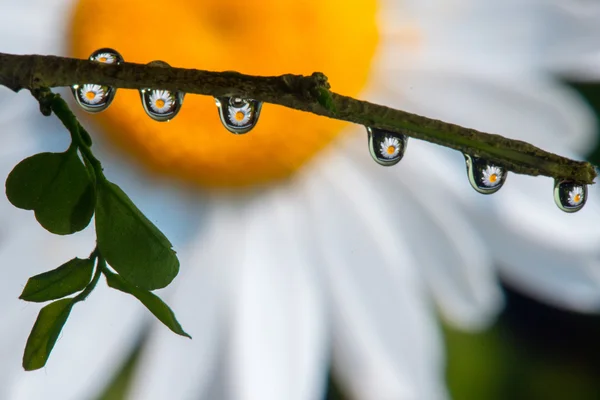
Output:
[{"xmin": 0, "ymin": 52, "xmax": 596, "ymax": 184}]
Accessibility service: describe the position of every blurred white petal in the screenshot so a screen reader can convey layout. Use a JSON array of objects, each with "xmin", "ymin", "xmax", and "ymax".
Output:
[
  {"xmin": 128, "ymin": 200, "xmax": 241, "ymax": 400},
  {"xmin": 0, "ymin": 0, "xmax": 74, "ymax": 55},
  {"xmin": 377, "ymin": 0, "xmax": 560, "ymax": 74},
  {"xmin": 494, "ymin": 174, "xmax": 600, "ymax": 253},
  {"xmin": 369, "ymin": 72, "xmax": 600, "ymax": 311},
  {"xmin": 543, "ymin": 1, "xmax": 600, "ymax": 79},
  {"xmin": 226, "ymin": 187, "xmax": 328, "ymax": 400},
  {"xmin": 302, "ymin": 150, "xmax": 448, "ymax": 399}
]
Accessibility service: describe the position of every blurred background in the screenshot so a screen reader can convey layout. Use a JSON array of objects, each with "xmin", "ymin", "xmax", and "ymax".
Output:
[
  {"xmin": 91, "ymin": 83, "xmax": 600, "ymax": 400},
  {"xmin": 3, "ymin": 1, "xmax": 600, "ymax": 400}
]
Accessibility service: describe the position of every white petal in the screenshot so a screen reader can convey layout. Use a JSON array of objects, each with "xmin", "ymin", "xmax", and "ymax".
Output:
[
  {"xmin": 226, "ymin": 186, "xmax": 328, "ymax": 400},
  {"xmin": 350, "ymin": 137, "xmax": 503, "ymax": 329},
  {"xmin": 301, "ymin": 147, "xmax": 448, "ymax": 400},
  {"xmin": 127, "ymin": 199, "xmax": 239, "ymax": 400},
  {"xmin": 494, "ymin": 241, "xmax": 600, "ymax": 312},
  {"xmin": 495, "ymin": 174, "xmax": 600, "ymax": 253},
  {"xmin": 366, "ymin": 75, "xmax": 600, "ymax": 312},
  {"xmin": 377, "ymin": 0, "xmax": 558, "ymax": 74},
  {"xmin": 0, "ymin": 222, "xmax": 50, "ymax": 399},
  {"xmin": 476, "ymin": 176, "xmax": 600, "ymax": 311},
  {"xmin": 543, "ymin": 2, "xmax": 600, "ymax": 79},
  {"xmin": 0, "ymin": 0, "xmax": 75, "ymax": 55},
  {"xmin": 396, "ymin": 140, "xmax": 600, "ymax": 312}
]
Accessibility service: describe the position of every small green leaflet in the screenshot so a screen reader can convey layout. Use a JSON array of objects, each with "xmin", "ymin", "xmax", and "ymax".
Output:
[
  {"xmin": 19, "ymin": 258, "xmax": 94, "ymax": 303},
  {"xmin": 5, "ymin": 150, "xmax": 95, "ymax": 235},
  {"xmin": 23, "ymin": 298, "xmax": 74, "ymax": 371},
  {"xmin": 104, "ymin": 270, "xmax": 190, "ymax": 338},
  {"xmin": 95, "ymin": 180, "xmax": 179, "ymax": 290}
]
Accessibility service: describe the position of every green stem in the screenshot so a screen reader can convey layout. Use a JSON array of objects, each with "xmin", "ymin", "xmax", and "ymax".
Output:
[
  {"xmin": 88, "ymin": 247, "xmax": 99, "ymax": 262},
  {"xmin": 31, "ymin": 88, "xmax": 106, "ymax": 182},
  {"xmin": 98, "ymin": 259, "xmax": 112, "ymax": 276},
  {"xmin": 73, "ymin": 254, "xmax": 103, "ymax": 303},
  {"xmin": 3, "ymin": 52, "xmax": 595, "ymax": 184}
]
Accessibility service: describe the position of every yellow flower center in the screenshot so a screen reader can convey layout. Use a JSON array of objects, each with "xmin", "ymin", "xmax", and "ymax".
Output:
[
  {"xmin": 489, "ymin": 174, "xmax": 497, "ymax": 183},
  {"xmin": 574, "ymin": 194, "xmax": 582, "ymax": 203},
  {"xmin": 99, "ymin": 56, "xmax": 108, "ymax": 62},
  {"xmin": 386, "ymin": 145, "xmax": 396, "ymax": 155},
  {"xmin": 70, "ymin": 0, "xmax": 378, "ymax": 187},
  {"xmin": 155, "ymin": 99, "xmax": 165, "ymax": 109},
  {"xmin": 235, "ymin": 110, "xmax": 246, "ymax": 122},
  {"xmin": 85, "ymin": 91, "xmax": 96, "ymax": 100}
]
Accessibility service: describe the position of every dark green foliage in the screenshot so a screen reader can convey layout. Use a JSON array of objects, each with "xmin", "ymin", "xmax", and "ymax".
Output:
[
  {"xmin": 5, "ymin": 149, "xmax": 95, "ymax": 235},
  {"xmin": 19, "ymin": 258, "xmax": 94, "ymax": 302},
  {"xmin": 95, "ymin": 179, "xmax": 179, "ymax": 290},
  {"xmin": 5, "ymin": 91, "xmax": 186, "ymax": 371},
  {"xmin": 104, "ymin": 270, "xmax": 190, "ymax": 338},
  {"xmin": 22, "ymin": 298, "xmax": 74, "ymax": 371}
]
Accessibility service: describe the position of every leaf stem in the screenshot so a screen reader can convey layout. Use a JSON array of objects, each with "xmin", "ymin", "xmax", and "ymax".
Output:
[
  {"xmin": 88, "ymin": 247, "xmax": 99, "ymax": 262},
  {"xmin": 31, "ymin": 88, "xmax": 106, "ymax": 182},
  {"xmin": 72, "ymin": 253, "xmax": 103, "ymax": 303}
]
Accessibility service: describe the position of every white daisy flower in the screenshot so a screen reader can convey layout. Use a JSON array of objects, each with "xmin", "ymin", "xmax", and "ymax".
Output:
[
  {"xmin": 228, "ymin": 103, "xmax": 252, "ymax": 126},
  {"xmin": 379, "ymin": 136, "xmax": 401, "ymax": 159},
  {"xmin": 568, "ymin": 186, "xmax": 585, "ymax": 206},
  {"xmin": 93, "ymin": 53, "xmax": 115, "ymax": 64},
  {"xmin": 481, "ymin": 165, "xmax": 503, "ymax": 187},
  {"xmin": 1, "ymin": 1, "xmax": 600, "ymax": 400},
  {"xmin": 148, "ymin": 90, "xmax": 174, "ymax": 114},
  {"xmin": 79, "ymin": 84, "xmax": 105, "ymax": 105}
]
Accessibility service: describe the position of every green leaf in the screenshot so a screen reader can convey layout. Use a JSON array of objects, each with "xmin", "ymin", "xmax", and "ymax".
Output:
[
  {"xmin": 5, "ymin": 150, "xmax": 95, "ymax": 235},
  {"xmin": 23, "ymin": 298, "xmax": 74, "ymax": 371},
  {"xmin": 104, "ymin": 270, "xmax": 190, "ymax": 338},
  {"xmin": 95, "ymin": 180, "xmax": 179, "ymax": 290},
  {"xmin": 20, "ymin": 258, "xmax": 94, "ymax": 302}
]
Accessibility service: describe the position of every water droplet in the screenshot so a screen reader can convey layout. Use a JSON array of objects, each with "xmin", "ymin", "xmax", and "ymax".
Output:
[
  {"xmin": 71, "ymin": 48, "xmax": 123, "ymax": 113},
  {"xmin": 464, "ymin": 154, "xmax": 507, "ymax": 194},
  {"xmin": 215, "ymin": 97, "xmax": 263, "ymax": 134},
  {"xmin": 367, "ymin": 127, "xmax": 408, "ymax": 166},
  {"xmin": 554, "ymin": 180, "xmax": 587, "ymax": 213},
  {"xmin": 140, "ymin": 61, "xmax": 185, "ymax": 122}
]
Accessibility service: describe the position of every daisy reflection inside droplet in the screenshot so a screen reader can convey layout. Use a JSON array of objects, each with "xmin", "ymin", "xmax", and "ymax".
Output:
[
  {"xmin": 481, "ymin": 165, "xmax": 503, "ymax": 187},
  {"xmin": 229, "ymin": 103, "xmax": 252, "ymax": 126},
  {"xmin": 71, "ymin": 48, "xmax": 123, "ymax": 113},
  {"xmin": 367, "ymin": 127, "xmax": 408, "ymax": 166},
  {"xmin": 380, "ymin": 136, "xmax": 402, "ymax": 159},
  {"xmin": 554, "ymin": 180, "xmax": 587, "ymax": 213},
  {"xmin": 93, "ymin": 52, "xmax": 116, "ymax": 64},
  {"xmin": 139, "ymin": 61, "xmax": 185, "ymax": 122},
  {"xmin": 464, "ymin": 154, "xmax": 507, "ymax": 194},
  {"xmin": 149, "ymin": 90, "xmax": 175, "ymax": 114},
  {"xmin": 215, "ymin": 97, "xmax": 263, "ymax": 134},
  {"xmin": 140, "ymin": 88, "xmax": 184, "ymax": 122},
  {"xmin": 79, "ymin": 84, "xmax": 106, "ymax": 105}
]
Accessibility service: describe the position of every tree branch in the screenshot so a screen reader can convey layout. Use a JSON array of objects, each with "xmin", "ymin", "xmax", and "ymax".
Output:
[{"xmin": 0, "ymin": 52, "xmax": 596, "ymax": 184}]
